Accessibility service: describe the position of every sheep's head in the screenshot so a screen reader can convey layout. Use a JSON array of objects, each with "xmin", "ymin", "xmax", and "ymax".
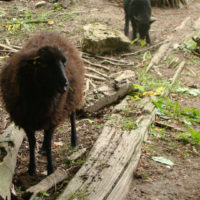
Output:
[{"xmin": 23, "ymin": 45, "xmax": 69, "ymax": 95}]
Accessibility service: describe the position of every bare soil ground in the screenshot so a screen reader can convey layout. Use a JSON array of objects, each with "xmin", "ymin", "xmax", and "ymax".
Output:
[{"xmin": 0, "ymin": 0, "xmax": 200, "ymax": 199}]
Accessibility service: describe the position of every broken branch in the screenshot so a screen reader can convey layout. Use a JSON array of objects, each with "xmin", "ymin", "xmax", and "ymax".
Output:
[
  {"xmin": 85, "ymin": 73, "xmax": 106, "ymax": 81},
  {"xmin": 83, "ymin": 58, "xmax": 109, "ymax": 71},
  {"xmin": 0, "ymin": 43, "xmax": 18, "ymax": 53},
  {"xmin": 85, "ymin": 66, "xmax": 109, "ymax": 79},
  {"xmin": 121, "ymin": 41, "xmax": 166, "ymax": 57},
  {"xmin": 25, "ymin": 167, "xmax": 74, "ymax": 200},
  {"xmin": 83, "ymin": 52, "xmax": 131, "ymax": 64}
]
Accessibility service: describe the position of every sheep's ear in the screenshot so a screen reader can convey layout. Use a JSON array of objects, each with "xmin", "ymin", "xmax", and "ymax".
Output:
[{"xmin": 26, "ymin": 56, "xmax": 41, "ymax": 65}]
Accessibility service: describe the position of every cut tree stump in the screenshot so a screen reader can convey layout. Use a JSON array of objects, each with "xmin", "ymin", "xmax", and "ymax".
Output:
[{"xmin": 0, "ymin": 123, "xmax": 25, "ymax": 200}]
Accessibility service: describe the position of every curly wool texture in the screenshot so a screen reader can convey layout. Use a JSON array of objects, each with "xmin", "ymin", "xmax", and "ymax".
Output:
[{"xmin": 0, "ymin": 31, "xmax": 84, "ymax": 132}]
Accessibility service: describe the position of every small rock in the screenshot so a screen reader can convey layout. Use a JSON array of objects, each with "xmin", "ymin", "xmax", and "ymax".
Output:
[{"xmin": 82, "ymin": 23, "xmax": 130, "ymax": 55}]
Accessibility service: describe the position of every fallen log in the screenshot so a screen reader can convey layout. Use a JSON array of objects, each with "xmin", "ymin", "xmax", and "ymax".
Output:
[
  {"xmin": 146, "ymin": 16, "xmax": 191, "ymax": 73},
  {"xmin": 57, "ymin": 97, "xmax": 156, "ymax": 200},
  {"xmin": 0, "ymin": 123, "xmax": 25, "ymax": 200},
  {"xmin": 25, "ymin": 168, "xmax": 72, "ymax": 200},
  {"xmin": 84, "ymin": 70, "xmax": 136, "ymax": 113}
]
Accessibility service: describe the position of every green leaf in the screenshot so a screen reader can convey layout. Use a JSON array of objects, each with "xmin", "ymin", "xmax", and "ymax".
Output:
[
  {"xmin": 176, "ymin": 87, "xmax": 200, "ymax": 96},
  {"xmin": 182, "ymin": 118, "xmax": 192, "ymax": 126},
  {"xmin": 130, "ymin": 38, "xmax": 138, "ymax": 45},
  {"xmin": 132, "ymin": 84, "xmax": 144, "ymax": 92},
  {"xmin": 184, "ymin": 39, "xmax": 197, "ymax": 51},
  {"xmin": 140, "ymin": 39, "xmax": 146, "ymax": 47},
  {"xmin": 86, "ymin": 119, "xmax": 94, "ymax": 124}
]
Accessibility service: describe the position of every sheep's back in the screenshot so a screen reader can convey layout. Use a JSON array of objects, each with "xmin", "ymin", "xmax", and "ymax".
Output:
[{"xmin": 1, "ymin": 32, "xmax": 84, "ymax": 131}]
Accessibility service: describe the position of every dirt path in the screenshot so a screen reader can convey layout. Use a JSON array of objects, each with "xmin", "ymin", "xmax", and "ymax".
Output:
[{"xmin": 0, "ymin": 0, "xmax": 200, "ymax": 199}]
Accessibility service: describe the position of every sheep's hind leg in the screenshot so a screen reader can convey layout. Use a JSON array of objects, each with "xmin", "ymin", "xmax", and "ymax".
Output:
[
  {"xmin": 43, "ymin": 128, "xmax": 54, "ymax": 175},
  {"xmin": 70, "ymin": 111, "xmax": 77, "ymax": 147},
  {"xmin": 26, "ymin": 130, "xmax": 36, "ymax": 175}
]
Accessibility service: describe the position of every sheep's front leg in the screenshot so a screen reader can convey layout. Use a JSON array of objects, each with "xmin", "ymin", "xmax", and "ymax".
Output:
[
  {"xmin": 43, "ymin": 128, "xmax": 54, "ymax": 175},
  {"xmin": 70, "ymin": 111, "xmax": 77, "ymax": 147},
  {"xmin": 130, "ymin": 18, "xmax": 137, "ymax": 41},
  {"xmin": 26, "ymin": 130, "xmax": 36, "ymax": 175},
  {"xmin": 124, "ymin": 13, "xmax": 130, "ymax": 36}
]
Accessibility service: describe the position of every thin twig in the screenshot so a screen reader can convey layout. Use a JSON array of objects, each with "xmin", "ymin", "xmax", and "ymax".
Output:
[
  {"xmin": 83, "ymin": 58, "xmax": 109, "ymax": 71},
  {"xmin": 155, "ymin": 120, "xmax": 183, "ymax": 132},
  {"xmin": 0, "ymin": 43, "xmax": 18, "ymax": 52},
  {"xmin": 85, "ymin": 78, "xmax": 90, "ymax": 93},
  {"xmin": 88, "ymin": 79, "xmax": 97, "ymax": 88},
  {"xmin": 85, "ymin": 66, "xmax": 109, "ymax": 79},
  {"xmin": 83, "ymin": 52, "xmax": 130, "ymax": 64},
  {"xmin": 101, "ymin": 59, "xmax": 134, "ymax": 67},
  {"xmin": 6, "ymin": 20, "xmax": 48, "ymax": 25},
  {"xmin": 0, "ymin": 56, "xmax": 9, "ymax": 60},
  {"xmin": 170, "ymin": 61, "xmax": 185, "ymax": 86},
  {"xmin": 0, "ymin": 50, "xmax": 14, "ymax": 53},
  {"xmin": 121, "ymin": 41, "xmax": 167, "ymax": 57},
  {"xmin": 5, "ymin": 38, "xmax": 10, "ymax": 46},
  {"xmin": 162, "ymin": 61, "xmax": 185, "ymax": 97},
  {"xmin": 85, "ymin": 73, "xmax": 106, "ymax": 81}
]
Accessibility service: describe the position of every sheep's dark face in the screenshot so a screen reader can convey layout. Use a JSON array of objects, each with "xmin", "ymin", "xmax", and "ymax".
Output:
[{"xmin": 35, "ymin": 46, "xmax": 68, "ymax": 94}]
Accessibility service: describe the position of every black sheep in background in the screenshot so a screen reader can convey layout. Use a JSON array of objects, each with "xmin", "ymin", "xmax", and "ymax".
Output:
[
  {"xmin": 124, "ymin": 0, "xmax": 155, "ymax": 43},
  {"xmin": 0, "ymin": 31, "xmax": 85, "ymax": 175}
]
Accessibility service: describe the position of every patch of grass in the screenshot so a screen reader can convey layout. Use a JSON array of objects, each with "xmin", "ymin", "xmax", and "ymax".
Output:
[
  {"xmin": 1, "ymin": 9, "xmax": 52, "ymax": 34},
  {"xmin": 120, "ymin": 118, "xmax": 138, "ymax": 131},
  {"xmin": 153, "ymin": 97, "xmax": 200, "ymax": 145},
  {"xmin": 144, "ymin": 144, "xmax": 155, "ymax": 153},
  {"xmin": 136, "ymin": 71, "xmax": 172, "ymax": 92},
  {"xmin": 177, "ymin": 128, "xmax": 200, "ymax": 145},
  {"xmin": 153, "ymin": 97, "xmax": 181, "ymax": 118},
  {"xmin": 141, "ymin": 173, "xmax": 148, "ymax": 179},
  {"xmin": 181, "ymin": 37, "xmax": 197, "ymax": 52},
  {"xmin": 66, "ymin": 189, "xmax": 89, "ymax": 200}
]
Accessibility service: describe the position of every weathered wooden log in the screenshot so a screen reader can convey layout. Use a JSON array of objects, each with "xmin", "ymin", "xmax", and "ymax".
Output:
[
  {"xmin": 57, "ymin": 98, "xmax": 156, "ymax": 200},
  {"xmin": 84, "ymin": 70, "xmax": 136, "ymax": 113},
  {"xmin": 146, "ymin": 16, "xmax": 191, "ymax": 73},
  {"xmin": 0, "ymin": 123, "xmax": 25, "ymax": 200}
]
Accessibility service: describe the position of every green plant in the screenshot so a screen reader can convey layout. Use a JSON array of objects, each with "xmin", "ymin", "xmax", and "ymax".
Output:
[
  {"xmin": 66, "ymin": 189, "xmax": 89, "ymax": 200},
  {"xmin": 182, "ymin": 38, "xmax": 197, "ymax": 52},
  {"xmin": 153, "ymin": 97, "xmax": 181, "ymax": 118},
  {"xmin": 120, "ymin": 118, "xmax": 138, "ymax": 131},
  {"xmin": 136, "ymin": 71, "xmax": 171, "ymax": 92},
  {"xmin": 130, "ymin": 38, "xmax": 138, "ymax": 45},
  {"xmin": 68, "ymin": 158, "xmax": 86, "ymax": 167},
  {"xmin": 177, "ymin": 128, "xmax": 200, "ymax": 144},
  {"xmin": 141, "ymin": 173, "xmax": 148, "ymax": 179}
]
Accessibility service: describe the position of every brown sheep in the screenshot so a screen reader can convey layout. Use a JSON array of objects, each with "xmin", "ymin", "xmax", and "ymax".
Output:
[{"xmin": 0, "ymin": 31, "xmax": 85, "ymax": 175}]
